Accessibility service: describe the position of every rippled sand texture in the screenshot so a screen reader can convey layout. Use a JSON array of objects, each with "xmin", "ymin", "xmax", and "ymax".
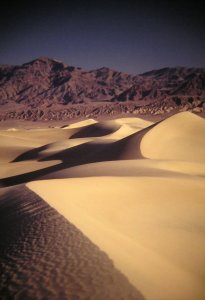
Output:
[
  {"xmin": 1, "ymin": 112, "xmax": 205, "ymax": 300},
  {"xmin": 0, "ymin": 186, "xmax": 143, "ymax": 300}
]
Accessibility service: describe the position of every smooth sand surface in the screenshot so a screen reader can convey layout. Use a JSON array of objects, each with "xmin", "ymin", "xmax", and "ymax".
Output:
[
  {"xmin": 29, "ymin": 176, "xmax": 205, "ymax": 300},
  {"xmin": 67, "ymin": 118, "xmax": 97, "ymax": 128},
  {"xmin": 1, "ymin": 112, "xmax": 205, "ymax": 299},
  {"xmin": 0, "ymin": 160, "xmax": 61, "ymax": 179},
  {"xmin": 38, "ymin": 159, "xmax": 205, "ymax": 179},
  {"xmin": 141, "ymin": 112, "xmax": 205, "ymax": 162}
]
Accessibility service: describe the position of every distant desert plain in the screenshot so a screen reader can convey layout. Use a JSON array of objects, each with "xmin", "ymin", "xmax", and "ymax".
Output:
[{"xmin": 0, "ymin": 110, "xmax": 205, "ymax": 300}]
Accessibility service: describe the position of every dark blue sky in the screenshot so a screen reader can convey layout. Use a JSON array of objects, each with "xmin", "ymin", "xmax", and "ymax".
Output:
[{"xmin": 0, "ymin": 0, "xmax": 204, "ymax": 74}]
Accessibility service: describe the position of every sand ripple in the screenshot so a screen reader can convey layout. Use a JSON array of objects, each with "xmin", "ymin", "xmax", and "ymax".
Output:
[
  {"xmin": 0, "ymin": 186, "xmax": 144, "ymax": 300},
  {"xmin": 0, "ymin": 112, "xmax": 205, "ymax": 299}
]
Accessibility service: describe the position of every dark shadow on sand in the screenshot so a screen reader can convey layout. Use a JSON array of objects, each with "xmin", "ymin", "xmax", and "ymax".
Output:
[
  {"xmin": 0, "ymin": 186, "xmax": 145, "ymax": 300},
  {"xmin": 1, "ymin": 123, "xmax": 157, "ymax": 187}
]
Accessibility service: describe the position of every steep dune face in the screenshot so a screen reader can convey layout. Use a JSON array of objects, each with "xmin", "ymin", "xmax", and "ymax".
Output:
[
  {"xmin": 70, "ymin": 120, "xmax": 121, "ymax": 139},
  {"xmin": 0, "ymin": 186, "xmax": 143, "ymax": 300},
  {"xmin": 141, "ymin": 112, "xmax": 205, "ymax": 162},
  {"xmin": 0, "ymin": 117, "xmax": 151, "ymax": 183},
  {"xmin": 28, "ymin": 176, "xmax": 205, "ymax": 300},
  {"xmin": 1, "ymin": 112, "xmax": 205, "ymax": 299}
]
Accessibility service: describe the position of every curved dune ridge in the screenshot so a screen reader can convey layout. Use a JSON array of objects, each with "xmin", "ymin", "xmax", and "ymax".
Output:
[
  {"xmin": 0, "ymin": 186, "xmax": 143, "ymax": 300},
  {"xmin": 28, "ymin": 176, "xmax": 205, "ymax": 300},
  {"xmin": 0, "ymin": 117, "xmax": 152, "ymax": 183},
  {"xmin": 141, "ymin": 112, "xmax": 205, "ymax": 162},
  {"xmin": 0, "ymin": 112, "xmax": 205, "ymax": 300}
]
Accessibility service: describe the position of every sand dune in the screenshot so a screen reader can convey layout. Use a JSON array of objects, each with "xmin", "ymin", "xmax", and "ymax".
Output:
[
  {"xmin": 0, "ymin": 133, "xmax": 39, "ymax": 163},
  {"xmin": 28, "ymin": 176, "xmax": 205, "ymax": 300},
  {"xmin": 0, "ymin": 160, "xmax": 61, "ymax": 179},
  {"xmin": 0, "ymin": 117, "xmax": 151, "ymax": 186},
  {"xmin": 0, "ymin": 112, "xmax": 205, "ymax": 299},
  {"xmin": 70, "ymin": 120, "xmax": 121, "ymax": 138},
  {"xmin": 66, "ymin": 118, "xmax": 97, "ymax": 128},
  {"xmin": 0, "ymin": 185, "xmax": 143, "ymax": 300},
  {"xmin": 38, "ymin": 159, "xmax": 205, "ymax": 180},
  {"xmin": 141, "ymin": 112, "xmax": 205, "ymax": 162}
]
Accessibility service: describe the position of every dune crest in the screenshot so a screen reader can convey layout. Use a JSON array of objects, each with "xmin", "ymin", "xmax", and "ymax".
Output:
[
  {"xmin": 28, "ymin": 176, "xmax": 205, "ymax": 300},
  {"xmin": 141, "ymin": 112, "xmax": 205, "ymax": 162},
  {"xmin": 0, "ymin": 186, "xmax": 143, "ymax": 300},
  {"xmin": 1, "ymin": 112, "xmax": 205, "ymax": 299}
]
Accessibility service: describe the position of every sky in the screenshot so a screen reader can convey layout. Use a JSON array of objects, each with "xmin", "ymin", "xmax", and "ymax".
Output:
[{"xmin": 0, "ymin": 0, "xmax": 204, "ymax": 74}]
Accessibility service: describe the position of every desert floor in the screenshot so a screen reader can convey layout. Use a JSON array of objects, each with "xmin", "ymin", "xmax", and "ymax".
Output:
[{"xmin": 0, "ymin": 112, "xmax": 205, "ymax": 300}]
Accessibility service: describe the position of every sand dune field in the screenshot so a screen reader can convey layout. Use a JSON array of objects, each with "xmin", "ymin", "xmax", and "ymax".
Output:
[{"xmin": 0, "ymin": 112, "xmax": 205, "ymax": 299}]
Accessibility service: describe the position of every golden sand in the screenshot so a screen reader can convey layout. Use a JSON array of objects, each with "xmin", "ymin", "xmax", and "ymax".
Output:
[{"xmin": 1, "ymin": 112, "xmax": 205, "ymax": 299}]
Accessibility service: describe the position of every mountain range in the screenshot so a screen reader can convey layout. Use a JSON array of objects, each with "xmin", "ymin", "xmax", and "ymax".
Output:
[{"xmin": 0, "ymin": 57, "xmax": 204, "ymax": 121}]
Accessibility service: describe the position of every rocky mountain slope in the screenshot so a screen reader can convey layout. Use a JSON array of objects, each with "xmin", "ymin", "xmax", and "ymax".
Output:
[{"xmin": 0, "ymin": 57, "xmax": 204, "ymax": 121}]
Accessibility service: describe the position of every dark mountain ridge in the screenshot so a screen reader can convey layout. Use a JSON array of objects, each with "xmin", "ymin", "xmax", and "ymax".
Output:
[{"xmin": 0, "ymin": 57, "xmax": 204, "ymax": 121}]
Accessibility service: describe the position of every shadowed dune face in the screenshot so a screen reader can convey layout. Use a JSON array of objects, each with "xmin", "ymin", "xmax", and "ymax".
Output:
[
  {"xmin": 1, "ymin": 112, "xmax": 205, "ymax": 187},
  {"xmin": 0, "ymin": 186, "xmax": 144, "ymax": 300},
  {"xmin": 1, "ymin": 112, "xmax": 205, "ymax": 299},
  {"xmin": 70, "ymin": 120, "xmax": 121, "ymax": 138},
  {"xmin": 0, "ymin": 118, "xmax": 152, "ymax": 186}
]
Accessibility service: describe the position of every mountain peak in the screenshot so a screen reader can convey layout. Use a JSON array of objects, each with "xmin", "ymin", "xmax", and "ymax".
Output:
[
  {"xmin": 36, "ymin": 56, "xmax": 50, "ymax": 61},
  {"xmin": 25, "ymin": 56, "xmax": 67, "ymax": 67},
  {"xmin": 0, "ymin": 57, "xmax": 204, "ymax": 120}
]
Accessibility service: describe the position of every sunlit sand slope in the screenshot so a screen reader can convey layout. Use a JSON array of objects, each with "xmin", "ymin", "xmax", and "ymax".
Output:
[
  {"xmin": 0, "ymin": 186, "xmax": 143, "ymax": 299},
  {"xmin": 28, "ymin": 176, "xmax": 205, "ymax": 300},
  {"xmin": 141, "ymin": 112, "xmax": 205, "ymax": 162},
  {"xmin": 0, "ymin": 117, "xmax": 151, "ymax": 184},
  {"xmin": 1, "ymin": 112, "xmax": 205, "ymax": 300}
]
